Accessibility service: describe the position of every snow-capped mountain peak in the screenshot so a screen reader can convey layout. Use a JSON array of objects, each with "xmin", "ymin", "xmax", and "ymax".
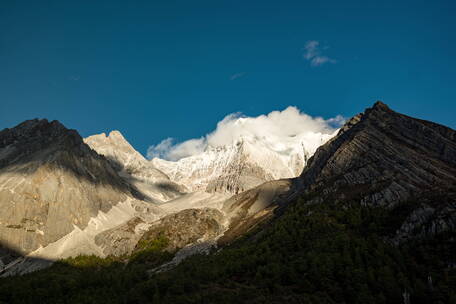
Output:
[{"xmin": 152, "ymin": 131, "xmax": 336, "ymax": 194}]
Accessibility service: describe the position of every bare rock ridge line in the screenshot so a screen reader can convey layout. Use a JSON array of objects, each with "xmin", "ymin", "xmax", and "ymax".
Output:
[{"xmin": 299, "ymin": 101, "xmax": 456, "ymax": 201}]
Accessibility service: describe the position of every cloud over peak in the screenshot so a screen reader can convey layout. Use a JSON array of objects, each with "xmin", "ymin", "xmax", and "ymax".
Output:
[
  {"xmin": 303, "ymin": 40, "xmax": 336, "ymax": 67},
  {"xmin": 147, "ymin": 107, "xmax": 344, "ymax": 161}
]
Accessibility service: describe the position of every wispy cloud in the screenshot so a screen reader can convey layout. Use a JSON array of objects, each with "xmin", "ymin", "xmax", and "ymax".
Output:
[
  {"xmin": 68, "ymin": 75, "xmax": 80, "ymax": 81},
  {"xmin": 230, "ymin": 72, "xmax": 245, "ymax": 80},
  {"xmin": 303, "ymin": 41, "xmax": 336, "ymax": 67}
]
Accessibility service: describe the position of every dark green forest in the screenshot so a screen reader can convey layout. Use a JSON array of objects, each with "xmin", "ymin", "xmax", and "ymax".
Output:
[{"xmin": 1, "ymin": 195, "xmax": 455, "ymax": 304}]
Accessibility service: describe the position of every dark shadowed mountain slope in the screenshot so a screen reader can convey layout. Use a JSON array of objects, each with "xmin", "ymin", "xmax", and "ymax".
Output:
[
  {"xmin": 299, "ymin": 101, "xmax": 456, "ymax": 206},
  {"xmin": 297, "ymin": 101, "xmax": 456, "ymax": 242}
]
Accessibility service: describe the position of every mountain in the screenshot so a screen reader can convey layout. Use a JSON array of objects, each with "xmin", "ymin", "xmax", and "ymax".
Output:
[
  {"xmin": 0, "ymin": 120, "xmax": 164, "ymax": 274},
  {"xmin": 0, "ymin": 120, "xmax": 130, "ymax": 253},
  {"xmin": 84, "ymin": 131, "xmax": 186, "ymax": 203},
  {"xmin": 2, "ymin": 122, "xmax": 320, "ymax": 273},
  {"xmin": 152, "ymin": 132, "xmax": 333, "ymax": 195},
  {"xmin": 135, "ymin": 102, "xmax": 453, "ymax": 303},
  {"xmin": 218, "ymin": 101, "xmax": 456, "ymax": 246},
  {"xmin": 297, "ymin": 101, "xmax": 456, "ymax": 242},
  {"xmin": 1, "ymin": 102, "xmax": 455, "ymax": 303}
]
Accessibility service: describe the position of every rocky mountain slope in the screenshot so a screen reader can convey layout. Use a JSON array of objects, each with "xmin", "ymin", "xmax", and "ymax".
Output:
[
  {"xmin": 85, "ymin": 131, "xmax": 186, "ymax": 203},
  {"xmin": 297, "ymin": 101, "xmax": 456, "ymax": 241},
  {"xmin": 0, "ymin": 119, "xmax": 316, "ymax": 274},
  {"xmin": 181, "ymin": 101, "xmax": 456, "ymax": 247},
  {"xmin": 0, "ymin": 120, "xmax": 132, "ymax": 253},
  {"xmin": 0, "ymin": 120, "xmax": 164, "ymax": 274},
  {"xmin": 152, "ymin": 133, "xmax": 332, "ymax": 195},
  {"xmin": 1, "ymin": 119, "xmax": 322, "ymax": 274}
]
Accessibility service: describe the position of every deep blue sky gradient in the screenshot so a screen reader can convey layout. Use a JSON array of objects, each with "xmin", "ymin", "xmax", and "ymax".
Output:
[{"xmin": 1, "ymin": 0, "xmax": 455, "ymax": 155}]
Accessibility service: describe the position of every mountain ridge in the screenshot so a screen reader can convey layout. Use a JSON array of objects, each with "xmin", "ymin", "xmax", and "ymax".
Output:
[
  {"xmin": 293, "ymin": 101, "xmax": 456, "ymax": 244},
  {"xmin": 1, "ymin": 101, "xmax": 455, "ymax": 303}
]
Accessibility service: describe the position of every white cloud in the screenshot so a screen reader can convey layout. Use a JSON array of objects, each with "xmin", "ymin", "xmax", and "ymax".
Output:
[
  {"xmin": 303, "ymin": 40, "xmax": 336, "ymax": 67},
  {"xmin": 147, "ymin": 106, "xmax": 345, "ymax": 161},
  {"xmin": 326, "ymin": 115, "xmax": 346, "ymax": 128},
  {"xmin": 230, "ymin": 72, "xmax": 245, "ymax": 80},
  {"xmin": 147, "ymin": 137, "xmax": 174, "ymax": 159}
]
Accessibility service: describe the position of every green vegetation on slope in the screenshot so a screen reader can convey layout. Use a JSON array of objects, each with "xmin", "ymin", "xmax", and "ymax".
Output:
[{"xmin": 0, "ymin": 197, "xmax": 455, "ymax": 304}]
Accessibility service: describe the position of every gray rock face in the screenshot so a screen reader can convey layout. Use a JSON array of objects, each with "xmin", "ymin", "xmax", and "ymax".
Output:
[
  {"xmin": 297, "ymin": 101, "xmax": 456, "ymax": 241},
  {"xmin": 136, "ymin": 208, "xmax": 225, "ymax": 252},
  {"xmin": 0, "ymin": 119, "xmax": 137, "ymax": 255},
  {"xmin": 94, "ymin": 217, "xmax": 151, "ymax": 257},
  {"xmin": 95, "ymin": 208, "xmax": 225, "ymax": 258}
]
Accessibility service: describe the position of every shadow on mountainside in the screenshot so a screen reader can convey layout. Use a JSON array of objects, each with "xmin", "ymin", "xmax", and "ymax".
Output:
[
  {"xmin": 0, "ymin": 243, "xmax": 53, "ymax": 277},
  {"xmin": 104, "ymin": 155, "xmax": 187, "ymax": 202}
]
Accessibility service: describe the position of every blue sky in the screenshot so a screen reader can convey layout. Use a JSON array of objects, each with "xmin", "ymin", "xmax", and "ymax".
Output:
[{"xmin": 1, "ymin": 0, "xmax": 455, "ymax": 155}]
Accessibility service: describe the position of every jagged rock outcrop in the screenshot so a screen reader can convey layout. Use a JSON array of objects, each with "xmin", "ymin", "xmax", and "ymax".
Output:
[
  {"xmin": 297, "ymin": 101, "xmax": 456, "ymax": 241},
  {"xmin": 85, "ymin": 131, "xmax": 186, "ymax": 203}
]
